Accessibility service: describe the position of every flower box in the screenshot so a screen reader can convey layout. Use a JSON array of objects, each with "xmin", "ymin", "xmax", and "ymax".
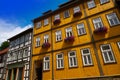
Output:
[
  {"xmin": 94, "ymin": 27, "xmax": 107, "ymax": 34},
  {"xmin": 42, "ymin": 42, "xmax": 50, "ymax": 48},
  {"xmin": 64, "ymin": 36, "xmax": 74, "ymax": 43},
  {"xmin": 73, "ymin": 11, "xmax": 82, "ymax": 17},
  {"xmin": 53, "ymin": 19, "xmax": 61, "ymax": 25}
]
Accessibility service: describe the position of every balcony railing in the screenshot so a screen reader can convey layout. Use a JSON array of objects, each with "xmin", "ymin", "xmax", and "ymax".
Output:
[
  {"xmin": 64, "ymin": 36, "xmax": 74, "ymax": 43},
  {"xmin": 42, "ymin": 42, "xmax": 50, "ymax": 48},
  {"xmin": 73, "ymin": 11, "xmax": 82, "ymax": 17},
  {"xmin": 53, "ymin": 19, "xmax": 61, "ymax": 25},
  {"xmin": 94, "ymin": 27, "xmax": 107, "ymax": 34}
]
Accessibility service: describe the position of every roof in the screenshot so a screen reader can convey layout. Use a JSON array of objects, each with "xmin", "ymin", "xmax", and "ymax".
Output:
[
  {"xmin": 0, "ymin": 48, "xmax": 8, "ymax": 55},
  {"xmin": 8, "ymin": 27, "xmax": 33, "ymax": 41},
  {"xmin": 33, "ymin": 0, "xmax": 83, "ymax": 23}
]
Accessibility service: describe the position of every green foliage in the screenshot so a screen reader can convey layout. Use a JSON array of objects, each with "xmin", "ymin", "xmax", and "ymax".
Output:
[{"xmin": 0, "ymin": 41, "xmax": 9, "ymax": 50}]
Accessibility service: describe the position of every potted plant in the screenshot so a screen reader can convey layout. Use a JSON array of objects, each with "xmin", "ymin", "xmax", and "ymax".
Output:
[
  {"xmin": 94, "ymin": 26, "xmax": 107, "ymax": 34},
  {"xmin": 64, "ymin": 36, "xmax": 74, "ymax": 43},
  {"xmin": 53, "ymin": 19, "xmax": 61, "ymax": 25},
  {"xmin": 42, "ymin": 42, "xmax": 50, "ymax": 48},
  {"xmin": 73, "ymin": 11, "xmax": 82, "ymax": 17}
]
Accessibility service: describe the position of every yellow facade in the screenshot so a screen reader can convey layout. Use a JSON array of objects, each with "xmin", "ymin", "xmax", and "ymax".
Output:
[{"xmin": 31, "ymin": 0, "xmax": 120, "ymax": 80}]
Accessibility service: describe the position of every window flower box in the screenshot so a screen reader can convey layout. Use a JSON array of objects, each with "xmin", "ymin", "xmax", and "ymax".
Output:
[
  {"xmin": 73, "ymin": 11, "xmax": 82, "ymax": 17},
  {"xmin": 42, "ymin": 42, "xmax": 50, "ymax": 48},
  {"xmin": 53, "ymin": 19, "xmax": 61, "ymax": 25},
  {"xmin": 64, "ymin": 36, "xmax": 74, "ymax": 43},
  {"xmin": 94, "ymin": 27, "xmax": 107, "ymax": 34}
]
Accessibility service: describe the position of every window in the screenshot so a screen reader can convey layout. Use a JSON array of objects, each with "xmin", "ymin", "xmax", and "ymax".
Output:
[
  {"xmin": 81, "ymin": 48, "xmax": 93, "ymax": 66},
  {"xmin": 56, "ymin": 53, "xmax": 64, "ymax": 69},
  {"xmin": 55, "ymin": 31, "xmax": 62, "ymax": 42},
  {"xmin": 68, "ymin": 51, "xmax": 77, "ymax": 67},
  {"xmin": 77, "ymin": 23, "xmax": 86, "ymax": 35},
  {"xmin": 73, "ymin": 6, "xmax": 80, "ymax": 13},
  {"xmin": 54, "ymin": 14, "xmax": 60, "ymax": 20},
  {"xmin": 36, "ymin": 22, "xmax": 41, "ymax": 28},
  {"xmin": 36, "ymin": 37, "xmax": 40, "ymax": 47},
  {"xmin": 87, "ymin": 0, "xmax": 96, "ymax": 9},
  {"xmin": 106, "ymin": 13, "xmax": 120, "ymax": 26},
  {"xmin": 93, "ymin": 17, "xmax": 103, "ymax": 29},
  {"xmin": 25, "ymin": 34, "xmax": 30, "ymax": 42},
  {"xmin": 20, "ymin": 36, "xmax": 24, "ymax": 44},
  {"xmin": 44, "ymin": 35, "xmax": 49, "ymax": 43},
  {"xmin": 117, "ymin": 42, "xmax": 120, "ymax": 49},
  {"xmin": 23, "ymin": 48, "xmax": 28, "ymax": 57},
  {"xmin": 100, "ymin": 44, "xmax": 116, "ymax": 63},
  {"xmin": 64, "ymin": 10, "xmax": 70, "ymax": 18},
  {"xmin": 44, "ymin": 18, "xmax": 48, "ymax": 26},
  {"xmin": 18, "ymin": 50, "xmax": 23, "ymax": 59},
  {"xmin": 43, "ymin": 56, "xmax": 50, "ymax": 70},
  {"xmin": 100, "ymin": 0, "xmax": 109, "ymax": 4},
  {"xmin": 66, "ymin": 27, "xmax": 73, "ymax": 37}
]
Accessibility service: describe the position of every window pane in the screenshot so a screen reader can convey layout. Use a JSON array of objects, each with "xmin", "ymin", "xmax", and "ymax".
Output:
[
  {"xmin": 84, "ymin": 56, "xmax": 87, "ymax": 64},
  {"xmin": 103, "ymin": 52, "xmax": 109, "ymax": 62},
  {"xmin": 102, "ymin": 45, "xmax": 110, "ymax": 50},
  {"xmin": 87, "ymin": 0, "xmax": 95, "ymax": 9},
  {"xmin": 108, "ymin": 51, "xmax": 114, "ymax": 61},
  {"xmin": 88, "ymin": 55, "xmax": 92, "ymax": 64}
]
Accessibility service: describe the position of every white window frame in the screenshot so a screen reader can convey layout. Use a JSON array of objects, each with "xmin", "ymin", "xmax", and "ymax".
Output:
[
  {"xmin": 100, "ymin": 44, "xmax": 116, "ymax": 63},
  {"xmin": 64, "ymin": 10, "xmax": 70, "ymax": 18},
  {"xmin": 36, "ymin": 22, "xmax": 41, "ymax": 28},
  {"xmin": 55, "ymin": 30, "xmax": 62, "ymax": 42},
  {"xmin": 87, "ymin": 0, "xmax": 96, "ymax": 9},
  {"xmin": 68, "ymin": 51, "xmax": 77, "ymax": 67},
  {"xmin": 66, "ymin": 27, "xmax": 73, "ymax": 37},
  {"xmin": 93, "ymin": 17, "xmax": 103, "ymax": 29},
  {"xmin": 81, "ymin": 48, "xmax": 93, "ymax": 66},
  {"xmin": 56, "ymin": 53, "xmax": 64, "ymax": 69},
  {"xmin": 43, "ymin": 56, "xmax": 50, "ymax": 70},
  {"xmin": 117, "ymin": 42, "xmax": 120, "ymax": 49},
  {"xmin": 44, "ymin": 35, "xmax": 49, "ymax": 43},
  {"xmin": 77, "ymin": 23, "xmax": 86, "ymax": 35},
  {"xmin": 106, "ymin": 13, "xmax": 120, "ymax": 26},
  {"xmin": 73, "ymin": 6, "xmax": 80, "ymax": 13},
  {"xmin": 100, "ymin": 0, "xmax": 109, "ymax": 4},
  {"xmin": 36, "ymin": 37, "xmax": 40, "ymax": 47},
  {"xmin": 44, "ymin": 18, "xmax": 49, "ymax": 26},
  {"xmin": 54, "ymin": 14, "xmax": 60, "ymax": 20}
]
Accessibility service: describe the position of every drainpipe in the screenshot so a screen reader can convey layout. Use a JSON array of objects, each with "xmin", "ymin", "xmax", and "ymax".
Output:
[
  {"xmin": 50, "ymin": 15, "xmax": 54, "ymax": 80},
  {"xmin": 82, "ymin": 2, "xmax": 104, "ymax": 76}
]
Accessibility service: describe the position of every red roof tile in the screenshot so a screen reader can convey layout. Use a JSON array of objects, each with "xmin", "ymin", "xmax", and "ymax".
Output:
[{"xmin": 0, "ymin": 48, "xmax": 8, "ymax": 55}]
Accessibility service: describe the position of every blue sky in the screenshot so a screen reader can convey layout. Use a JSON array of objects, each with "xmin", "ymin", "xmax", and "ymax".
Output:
[{"xmin": 0, "ymin": 0, "xmax": 68, "ymax": 44}]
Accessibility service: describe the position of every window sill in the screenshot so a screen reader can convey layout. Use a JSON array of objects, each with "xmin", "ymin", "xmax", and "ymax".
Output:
[
  {"xmin": 36, "ymin": 27, "xmax": 41, "ymax": 30},
  {"xmin": 43, "ymin": 24, "xmax": 49, "ymax": 27},
  {"xmin": 78, "ymin": 33, "xmax": 87, "ymax": 37},
  {"xmin": 83, "ymin": 64, "xmax": 94, "ymax": 67},
  {"xmin": 35, "ymin": 46, "xmax": 40, "ymax": 48},
  {"xmin": 88, "ymin": 6, "xmax": 96, "ymax": 10},
  {"xmin": 43, "ymin": 69, "xmax": 50, "ymax": 72},
  {"xmin": 104, "ymin": 61, "xmax": 117, "ymax": 65},
  {"xmin": 56, "ymin": 67, "xmax": 64, "ymax": 70},
  {"xmin": 55, "ymin": 40, "xmax": 63, "ymax": 43},
  {"xmin": 110, "ymin": 23, "xmax": 120, "ymax": 28},
  {"xmin": 64, "ymin": 16, "xmax": 70, "ymax": 19},
  {"xmin": 69, "ymin": 66, "xmax": 78, "ymax": 69},
  {"xmin": 100, "ymin": 1, "xmax": 110, "ymax": 5}
]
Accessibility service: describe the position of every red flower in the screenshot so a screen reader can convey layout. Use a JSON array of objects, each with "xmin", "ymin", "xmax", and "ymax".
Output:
[
  {"xmin": 73, "ymin": 11, "xmax": 82, "ymax": 17},
  {"xmin": 94, "ymin": 27, "xmax": 107, "ymax": 34},
  {"xmin": 64, "ymin": 36, "xmax": 74, "ymax": 43},
  {"xmin": 42, "ymin": 42, "xmax": 50, "ymax": 48},
  {"xmin": 53, "ymin": 19, "xmax": 61, "ymax": 25}
]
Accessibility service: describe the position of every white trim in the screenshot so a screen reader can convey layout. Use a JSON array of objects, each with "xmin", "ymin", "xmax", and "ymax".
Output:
[
  {"xmin": 64, "ymin": 10, "xmax": 70, "ymax": 18},
  {"xmin": 68, "ymin": 51, "xmax": 77, "ymax": 67},
  {"xmin": 44, "ymin": 35, "xmax": 49, "ymax": 43},
  {"xmin": 87, "ymin": 0, "xmax": 95, "ymax": 9},
  {"xmin": 73, "ymin": 6, "xmax": 80, "ymax": 13},
  {"xmin": 56, "ymin": 53, "xmax": 64, "ymax": 69},
  {"xmin": 106, "ymin": 13, "xmax": 120, "ymax": 26},
  {"xmin": 44, "ymin": 18, "xmax": 48, "ymax": 26},
  {"xmin": 54, "ymin": 14, "xmax": 60, "ymax": 20},
  {"xmin": 100, "ymin": 44, "xmax": 116, "ymax": 63},
  {"xmin": 81, "ymin": 48, "xmax": 93, "ymax": 66},
  {"xmin": 55, "ymin": 30, "xmax": 62, "ymax": 42},
  {"xmin": 77, "ymin": 23, "xmax": 86, "ymax": 35},
  {"xmin": 43, "ymin": 56, "xmax": 50, "ymax": 70},
  {"xmin": 93, "ymin": 17, "xmax": 103, "ymax": 29},
  {"xmin": 100, "ymin": 0, "xmax": 109, "ymax": 4},
  {"xmin": 66, "ymin": 27, "xmax": 73, "ymax": 37},
  {"xmin": 117, "ymin": 42, "xmax": 120, "ymax": 49}
]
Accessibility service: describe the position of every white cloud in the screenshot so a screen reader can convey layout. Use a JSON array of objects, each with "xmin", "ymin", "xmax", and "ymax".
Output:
[{"xmin": 0, "ymin": 19, "xmax": 32, "ymax": 45}]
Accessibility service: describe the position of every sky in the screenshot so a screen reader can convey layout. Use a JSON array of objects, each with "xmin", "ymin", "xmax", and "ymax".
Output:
[{"xmin": 0, "ymin": 0, "xmax": 68, "ymax": 44}]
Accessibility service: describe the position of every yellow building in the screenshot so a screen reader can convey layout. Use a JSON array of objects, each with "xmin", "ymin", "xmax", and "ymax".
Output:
[{"xmin": 31, "ymin": 0, "xmax": 120, "ymax": 80}]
